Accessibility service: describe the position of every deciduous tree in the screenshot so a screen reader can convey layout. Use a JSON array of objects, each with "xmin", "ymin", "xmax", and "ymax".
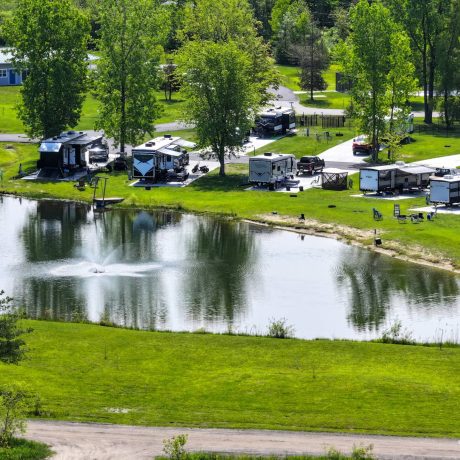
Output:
[
  {"xmin": 340, "ymin": 0, "xmax": 415, "ymax": 161},
  {"xmin": 177, "ymin": 42, "xmax": 260, "ymax": 176},
  {"xmin": 4, "ymin": 0, "xmax": 90, "ymax": 138},
  {"xmin": 93, "ymin": 0, "xmax": 168, "ymax": 153},
  {"xmin": 0, "ymin": 291, "xmax": 31, "ymax": 365}
]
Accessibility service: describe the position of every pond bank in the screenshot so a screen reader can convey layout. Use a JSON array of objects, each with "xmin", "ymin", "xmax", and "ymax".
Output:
[{"xmin": 1, "ymin": 320, "xmax": 459, "ymax": 437}]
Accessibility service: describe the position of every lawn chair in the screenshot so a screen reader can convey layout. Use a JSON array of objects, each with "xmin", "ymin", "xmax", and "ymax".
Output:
[{"xmin": 373, "ymin": 208, "xmax": 383, "ymax": 221}]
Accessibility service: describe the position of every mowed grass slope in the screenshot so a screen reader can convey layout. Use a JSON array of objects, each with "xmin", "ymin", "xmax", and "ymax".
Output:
[{"xmin": 0, "ymin": 320, "xmax": 459, "ymax": 436}]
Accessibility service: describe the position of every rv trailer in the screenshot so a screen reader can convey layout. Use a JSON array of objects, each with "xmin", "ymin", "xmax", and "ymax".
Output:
[
  {"xmin": 255, "ymin": 107, "xmax": 295, "ymax": 137},
  {"xmin": 37, "ymin": 131, "xmax": 105, "ymax": 173},
  {"xmin": 132, "ymin": 135, "xmax": 194, "ymax": 182},
  {"xmin": 360, "ymin": 163, "xmax": 434, "ymax": 193},
  {"xmin": 429, "ymin": 174, "xmax": 460, "ymax": 205},
  {"xmin": 249, "ymin": 153, "xmax": 297, "ymax": 186}
]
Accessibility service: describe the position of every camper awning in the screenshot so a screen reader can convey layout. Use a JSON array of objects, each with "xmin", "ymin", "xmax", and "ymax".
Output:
[
  {"xmin": 39, "ymin": 142, "xmax": 62, "ymax": 153},
  {"xmin": 157, "ymin": 148, "xmax": 183, "ymax": 157},
  {"xmin": 400, "ymin": 166, "xmax": 435, "ymax": 174},
  {"xmin": 174, "ymin": 139, "xmax": 196, "ymax": 148}
]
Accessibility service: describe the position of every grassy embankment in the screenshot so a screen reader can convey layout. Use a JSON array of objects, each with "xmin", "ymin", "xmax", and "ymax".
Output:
[
  {"xmin": 0, "ymin": 86, "xmax": 185, "ymax": 134},
  {"xmin": 0, "ymin": 320, "xmax": 458, "ymax": 436},
  {"xmin": 2, "ymin": 128, "xmax": 460, "ymax": 267},
  {"xmin": 0, "ymin": 439, "xmax": 52, "ymax": 460}
]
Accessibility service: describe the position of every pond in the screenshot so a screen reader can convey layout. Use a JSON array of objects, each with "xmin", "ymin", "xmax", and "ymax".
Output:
[{"xmin": 0, "ymin": 195, "xmax": 459, "ymax": 341}]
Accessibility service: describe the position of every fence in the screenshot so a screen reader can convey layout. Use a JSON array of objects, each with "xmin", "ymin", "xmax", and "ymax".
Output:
[{"xmin": 296, "ymin": 114, "xmax": 347, "ymax": 128}]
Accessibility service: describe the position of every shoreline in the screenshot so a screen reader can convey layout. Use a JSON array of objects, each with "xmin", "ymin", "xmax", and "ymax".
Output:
[{"xmin": 2, "ymin": 190, "xmax": 459, "ymax": 275}]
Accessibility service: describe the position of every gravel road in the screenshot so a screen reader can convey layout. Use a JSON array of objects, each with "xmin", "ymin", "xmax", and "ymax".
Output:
[{"xmin": 25, "ymin": 421, "xmax": 460, "ymax": 460}]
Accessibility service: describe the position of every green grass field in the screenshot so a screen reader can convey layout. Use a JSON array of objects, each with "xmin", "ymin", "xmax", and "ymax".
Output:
[
  {"xmin": 255, "ymin": 127, "xmax": 356, "ymax": 158},
  {"xmin": 0, "ymin": 87, "xmax": 186, "ymax": 134},
  {"xmin": 0, "ymin": 320, "xmax": 458, "ymax": 436},
  {"xmin": 0, "ymin": 439, "xmax": 52, "ymax": 460}
]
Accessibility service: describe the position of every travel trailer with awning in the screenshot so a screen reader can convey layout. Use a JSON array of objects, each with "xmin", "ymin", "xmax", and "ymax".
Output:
[
  {"xmin": 359, "ymin": 162, "xmax": 434, "ymax": 193},
  {"xmin": 37, "ymin": 131, "xmax": 105, "ymax": 172},
  {"xmin": 255, "ymin": 107, "xmax": 296, "ymax": 137}
]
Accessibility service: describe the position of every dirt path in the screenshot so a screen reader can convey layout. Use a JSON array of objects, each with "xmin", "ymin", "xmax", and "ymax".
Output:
[{"xmin": 25, "ymin": 421, "xmax": 460, "ymax": 460}]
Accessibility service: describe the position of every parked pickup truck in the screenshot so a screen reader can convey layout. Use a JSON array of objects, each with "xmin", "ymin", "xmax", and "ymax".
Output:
[{"xmin": 296, "ymin": 156, "xmax": 325, "ymax": 175}]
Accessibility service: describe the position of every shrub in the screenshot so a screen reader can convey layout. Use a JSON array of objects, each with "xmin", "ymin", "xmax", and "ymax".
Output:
[
  {"xmin": 380, "ymin": 320, "xmax": 414, "ymax": 345},
  {"xmin": 267, "ymin": 318, "xmax": 295, "ymax": 339},
  {"xmin": 162, "ymin": 434, "xmax": 188, "ymax": 460}
]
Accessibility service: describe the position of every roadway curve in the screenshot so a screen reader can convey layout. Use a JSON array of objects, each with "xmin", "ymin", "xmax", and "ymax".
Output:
[{"xmin": 25, "ymin": 421, "xmax": 460, "ymax": 460}]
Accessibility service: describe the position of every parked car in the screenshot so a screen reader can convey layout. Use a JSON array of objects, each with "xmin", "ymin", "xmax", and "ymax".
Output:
[
  {"xmin": 88, "ymin": 146, "xmax": 109, "ymax": 163},
  {"xmin": 296, "ymin": 156, "xmax": 325, "ymax": 176},
  {"xmin": 352, "ymin": 136, "xmax": 374, "ymax": 155}
]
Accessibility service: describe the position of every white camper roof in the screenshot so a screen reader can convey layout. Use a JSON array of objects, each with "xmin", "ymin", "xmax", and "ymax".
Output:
[
  {"xmin": 133, "ymin": 136, "xmax": 181, "ymax": 152},
  {"xmin": 430, "ymin": 174, "xmax": 460, "ymax": 183},
  {"xmin": 251, "ymin": 153, "xmax": 295, "ymax": 162}
]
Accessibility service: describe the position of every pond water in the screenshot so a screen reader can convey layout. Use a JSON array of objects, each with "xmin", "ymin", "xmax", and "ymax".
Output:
[{"xmin": 0, "ymin": 195, "xmax": 459, "ymax": 341}]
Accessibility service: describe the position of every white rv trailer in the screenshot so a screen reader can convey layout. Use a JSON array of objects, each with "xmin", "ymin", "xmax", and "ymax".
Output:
[
  {"xmin": 429, "ymin": 175, "xmax": 460, "ymax": 205},
  {"xmin": 360, "ymin": 162, "xmax": 434, "ymax": 193},
  {"xmin": 249, "ymin": 153, "xmax": 297, "ymax": 186},
  {"xmin": 132, "ymin": 135, "xmax": 195, "ymax": 181}
]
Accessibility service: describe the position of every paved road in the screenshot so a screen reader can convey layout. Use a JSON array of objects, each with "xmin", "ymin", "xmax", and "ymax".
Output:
[{"xmin": 25, "ymin": 421, "xmax": 460, "ymax": 460}]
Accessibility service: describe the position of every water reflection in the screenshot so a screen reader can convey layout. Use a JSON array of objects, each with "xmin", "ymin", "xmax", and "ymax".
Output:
[
  {"xmin": 183, "ymin": 219, "xmax": 256, "ymax": 326},
  {"xmin": 0, "ymin": 196, "xmax": 458, "ymax": 339},
  {"xmin": 336, "ymin": 248, "xmax": 459, "ymax": 332}
]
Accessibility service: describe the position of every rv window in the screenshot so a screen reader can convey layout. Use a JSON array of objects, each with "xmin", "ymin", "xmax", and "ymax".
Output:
[
  {"xmin": 277, "ymin": 165, "xmax": 281, "ymax": 171},
  {"xmin": 167, "ymin": 155, "xmax": 171, "ymax": 162},
  {"xmin": 272, "ymin": 164, "xmax": 275, "ymax": 170}
]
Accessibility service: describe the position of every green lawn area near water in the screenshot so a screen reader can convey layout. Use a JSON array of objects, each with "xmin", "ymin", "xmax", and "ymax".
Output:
[
  {"xmin": 3, "ymin": 136, "xmax": 460, "ymax": 267},
  {"xmin": 0, "ymin": 86, "xmax": 185, "ymax": 134},
  {"xmin": 0, "ymin": 320, "xmax": 458, "ymax": 436}
]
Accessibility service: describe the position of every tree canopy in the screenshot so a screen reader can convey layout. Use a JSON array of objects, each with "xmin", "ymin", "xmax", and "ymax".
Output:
[
  {"xmin": 93, "ymin": 0, "xmax": 168, "ymax": 153},
  {"xmin": 4, "ymin": 0, "xmax": 90, "ymax": 138}
]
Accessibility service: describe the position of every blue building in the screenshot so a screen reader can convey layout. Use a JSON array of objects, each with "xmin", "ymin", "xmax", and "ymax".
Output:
[
  {"xmin": 0, "ymin": 48, "xmax": 98, "ymax": 86},
  {"xmin": 0, "ymin": 49, "xmax": 26, "ymax": 86}
]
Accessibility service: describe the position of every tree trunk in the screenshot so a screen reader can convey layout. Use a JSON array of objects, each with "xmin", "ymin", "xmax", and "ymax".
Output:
[
  {"xmin": 426, "ymin": 55, "xmax": 435, "ymax": 125},
  {"xmin": 218, "ymin": 145, "xmax": 225, "ymax": 176},
  {"xmin": 120, "ymin": 81, "xmax": 126, "ymax": 154},
  {"xmin": 444, "ymin": 89, "xmax": 450, "ymax": 127}
]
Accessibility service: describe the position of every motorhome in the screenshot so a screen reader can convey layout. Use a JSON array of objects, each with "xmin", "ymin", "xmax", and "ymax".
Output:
[
  {"xmin": 132, "ymin": 135, "xmax": 195, "ymax": 182},
  {"xmin": 249, "ymin": 153, "xmax": 297, "ymax": 186},
  {"xmin": 429, "ymin": 174, "xmax": 460, "ymax": 205},
  {"xmin": 359, "ymin": 162, "xmax": 434, "ymax": 193},
  {"xmin": 255, "ymin": 107, "xmax": 295, "ymax": 137}
]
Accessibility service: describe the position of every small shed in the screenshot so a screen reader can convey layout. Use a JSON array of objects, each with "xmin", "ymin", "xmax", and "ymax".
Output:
[{"xmin": 321, "ymin": 168, "xmax": 349, "ymax": 190}]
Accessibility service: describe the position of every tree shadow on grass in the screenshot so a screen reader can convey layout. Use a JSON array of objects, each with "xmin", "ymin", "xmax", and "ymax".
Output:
[{"xmin": 189, "ymin": 171, "xmax": 248, "ymax": 191}]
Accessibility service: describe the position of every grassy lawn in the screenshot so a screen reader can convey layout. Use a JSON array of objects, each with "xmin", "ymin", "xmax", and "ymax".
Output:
[
  {"xmin": 397, "ymin": 129, "xmax": 460, "ymax": 163},
  {"xmin": 300, "ymin": 92, "xmax": 351, "ymax": 110},
  {"xmin": 255, "ymin": 127, "xmax": 356, "ymax": 158},
  {"xmin": 0, "ymin": 438, "xmax": 52, "ymax": 460},
  {"xmin": 276, "ymin": 65, "xmax": 302, "ymax": 92},
  {"xmin": 0, "ymin": 87, "xmax": 185, "ymax": 134},
  {"xmin": 0, "ymin": 320, "xmax": 458, "ymax": 436},
  {"xmin": 275, "ymin": 63, "xmax": 341, "ymax": 93}
]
